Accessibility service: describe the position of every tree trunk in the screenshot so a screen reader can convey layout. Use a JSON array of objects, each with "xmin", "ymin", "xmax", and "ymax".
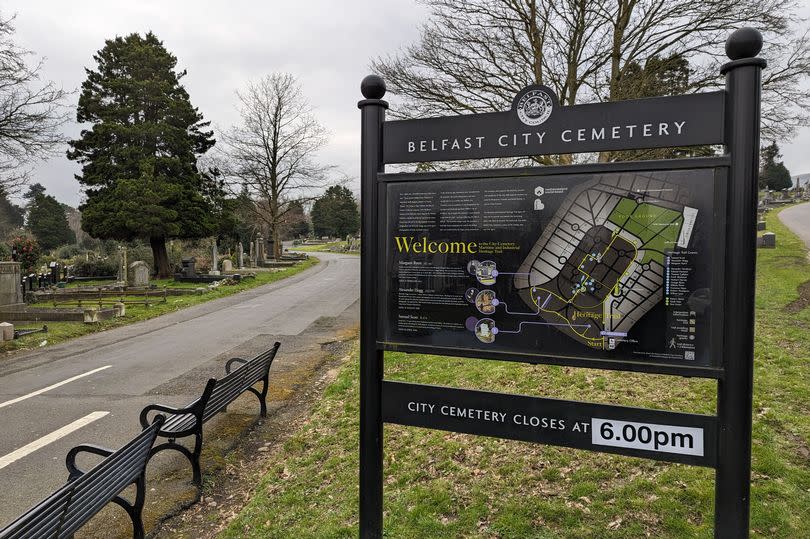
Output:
[
  {"xmin": 150, "ymin": 236, "xmax": 171, "ymax": 278},
  {"xmin": 272, "ymin": 226, "xmax": 282, "ymax": 260}
]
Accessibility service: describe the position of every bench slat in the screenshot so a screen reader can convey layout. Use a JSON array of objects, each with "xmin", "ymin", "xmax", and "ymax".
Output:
[
  {"xmin": 59, "ymin": 432, "xmax": 154, "ymax": 533},
  {"xmin": 160, "ymin": 413, "xmax": 197, "ymax": 434},
  {"xmin": 0, "ymin": 487, "xmax": 73, "ymax": 539},
  {"xmin": 204, "ymin": 377, "xmax": 259, "ymax": 420},
  {"xmin": 140, "ymin": 342, "xmax": 280, "ymax": 487},
  {"xmin": 0, "ymin": 421, "xmax": 161, "ymax": 539}
]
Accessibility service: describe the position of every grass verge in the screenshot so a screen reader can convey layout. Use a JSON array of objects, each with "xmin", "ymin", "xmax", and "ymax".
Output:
[
  {"xmin": 1, "ymin": 257, "xmax": 318, "ymax": 354},
  {"xmin": 219, "ymin": 209, "xmax": 810, "ymax": 538},
  {"xmin": 295, "ymin": 242, "xmax": 359, "ymax": 255}
]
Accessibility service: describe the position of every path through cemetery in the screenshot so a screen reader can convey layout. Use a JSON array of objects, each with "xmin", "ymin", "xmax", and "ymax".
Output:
[
  {"xmin": 780, "ymin": 201, "xmax": 810, "ymax": 249},
  {"xmin": 0, "ymin": 252, "xmax": 359, "ymax": 527}
]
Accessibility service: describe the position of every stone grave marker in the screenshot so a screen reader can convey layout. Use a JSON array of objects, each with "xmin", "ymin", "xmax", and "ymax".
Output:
[
  {"xmin": 180, "ymin": 258, "xmax": 196, "ymax": 277},
  {"xmin": 0, "ymin": 322, "xmax": 13, "ymax": 341},
  {"xmin": 210, "ymin": 243, "xmax": 220, "ymax": 275},
  {"xmin": 222, "ymin": 259, "xmax": 233, "ymax": 272},
  {"xmin": 128, "ymin": 261, "xmax": 150, "ymax": 287},
  {"xmin": 0, "ymin": 262, "xmax": 23, "ymax": 307}
]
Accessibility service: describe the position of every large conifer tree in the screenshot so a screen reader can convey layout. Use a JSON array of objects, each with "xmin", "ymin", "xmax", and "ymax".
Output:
[
  {"xmin": 25, "ymin": 184, "xmax": 75, "ymax": 250},
  {"xmin": 311, "ymin": 186, "xmax": 359, "ymax": 238},
  {"xmin": 68, "ymin": 32, "xmax": 216, "ymax": 276}
]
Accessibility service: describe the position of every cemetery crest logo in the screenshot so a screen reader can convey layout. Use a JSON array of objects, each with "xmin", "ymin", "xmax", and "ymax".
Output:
[{"xmin": 516, "ymin": 88, "xmax": 553, "ymax": 126}]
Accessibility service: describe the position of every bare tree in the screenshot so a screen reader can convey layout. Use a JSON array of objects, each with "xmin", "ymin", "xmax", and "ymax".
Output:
[
  {"xmin": 0, "ymin": 14, "xmax": 68, "ymax": 193},
  {"xmin": 373, "ymin": 0, "xmax": 809, "ymax": 143},
  {"xmin": 219, "ymin": 74, "xmax": 331, "ymax": 259}
]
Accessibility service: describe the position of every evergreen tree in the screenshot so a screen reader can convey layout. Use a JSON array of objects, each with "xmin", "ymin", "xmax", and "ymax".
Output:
[
  {"xmin": 22, "ymin": 182, "xmax": 46, "ymax": 202},
  {"xmin": 759, "ymin": 142, "xmax": 793, "ymax": 191},
  {"xmin": 280, "ymin": 200, "xmax": 310, "ymax": 240},
  {"xmin": 0, "ymin": 186, "xmax": 24, "ymax": 238},
  {"xmin": 612, "ymin": 54, "xmax": 712, "ymax": 160},
  {"xmin": 311, "ymin": 186, "xmax": 359, "ymax": 238},
  {"xmin": 67, "ymin": 32, "xmax": 216, "ymax": 277},
  {"xmin": 25, "ymin": 185, "xmax": 75, "ymax": 250}
]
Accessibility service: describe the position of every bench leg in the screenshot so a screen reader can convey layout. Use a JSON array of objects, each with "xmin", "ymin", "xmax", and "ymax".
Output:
[
  {"xmin": 149, "ymin": 434, "xmax": 203, "ymax": 487},
  {"xmin": 243, "ymin": 386, "xmax": 266, "ymax": 418},
  {"xmin": 244, "ymin": 374, "xmax": 269, "ymax": 418},
  {"xmin": 110, "ymin": 475, "xmax": 146, "ymax": 539},
  {"xmin": 259, "ymin": 374, "xmax": 269, "ymax": 417},
  {"xmin": 191, "ymin": 431, "xmax": 203, "ymax": 486}
]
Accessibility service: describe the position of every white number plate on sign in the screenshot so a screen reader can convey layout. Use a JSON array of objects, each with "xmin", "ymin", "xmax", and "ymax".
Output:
[{"xmin": 591, "ymin": 419, "xmax": 704, "ymax": 457}]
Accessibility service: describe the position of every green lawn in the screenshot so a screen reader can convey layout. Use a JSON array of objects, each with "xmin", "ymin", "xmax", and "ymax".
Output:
[
  {"xmin": 1, "ymin": 258, "xmax": 318, "ymax": 354},
  {"xmin": 220, "ymin": 208, "xmax": 810, "ymax": 538},
  {"xmin": 295, "ymin": 241, "xmax": 359, "ymax": 255}
]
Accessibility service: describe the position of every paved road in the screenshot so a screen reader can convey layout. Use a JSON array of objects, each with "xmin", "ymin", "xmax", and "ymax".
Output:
[
  {"xmin": 0, "ymin": 252, "xmax": 359, "ymax": 527},
  {"xmin": 779, "ymin": 202, "xmax": 810, "ymax": 250}
]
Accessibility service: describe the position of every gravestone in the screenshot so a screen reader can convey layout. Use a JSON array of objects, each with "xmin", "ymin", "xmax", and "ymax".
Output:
[
  {"xmin": 128, "ymin": 261, "xmax": 150, "ymax": 287},
  {"xmin": 180, "ymin": 258, "xmax": 197, "ymax": 277},
  {"xmin": 266, "ymin": 238, "xmax": 275, "ymax": 260},
  {"xmin": 761, "ymin": 232, "xmax": 776, "ymax": 248},
  {"xmin": 210, "ymin": 243, "xmax": 220, "ymax": 275},
  {"xmin": 222, "ymin": 259, "xmax": 233, "ymax": 272},
  {"xmin": 0, "ymin": 262, "xmax": 23, "ymax": 307},
  {"xmin": 118, "ymin": 247, "xmax": 128, "ymax": 284},
  {"xmin": 83, "ymin": 308, "xmax": 99, "ymax": 324},
  {"xmin": 757, "ymin": 221, "xmax": 766, "ymax": 231},
  {"xmin": 237, "ymin": 242, "xmax": 244, "ymax": 268},
  {"xmin": 256, "ymin": 237, "xmax": 264, "ymax": 263},
  {"xmin": 0, "ymin": 322, "xmax": 13, "ymax": 341}
]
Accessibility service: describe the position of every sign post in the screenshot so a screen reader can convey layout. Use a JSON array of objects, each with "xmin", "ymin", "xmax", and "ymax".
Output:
[
  {"xmin": 358, "ymin": 75, "xmax": 387, "ymax": 538},
  {"xmin": 715, "ymin": 29, "xmax": 766, "ymax": 537},
  {"xmin": 358, "ymin": 28, "xmax": 764, "ymax": 539}
]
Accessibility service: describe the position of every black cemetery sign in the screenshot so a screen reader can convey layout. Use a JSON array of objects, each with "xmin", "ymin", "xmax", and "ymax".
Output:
[{"xmin": 358, "ymin": 27, "xmax": 765, "ymax": 539}]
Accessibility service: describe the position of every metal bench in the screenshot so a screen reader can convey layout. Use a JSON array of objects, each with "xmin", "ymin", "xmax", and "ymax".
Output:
[
  {"xmin": 139, "ymin": 342, "xmax": 280, "ymax": 485},
  {"xmin": 0, "ymin": 416, "xmax": 165, "ymax": 539}
]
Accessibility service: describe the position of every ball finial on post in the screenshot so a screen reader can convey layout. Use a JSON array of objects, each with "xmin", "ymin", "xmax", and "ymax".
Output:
[
  {"xmin": 726, "ymin": 27, "xmax": 763, "ymax": 61},
  {"xmin": 361, "ymin": 75, "xmax": 386, "ymax": 100}
]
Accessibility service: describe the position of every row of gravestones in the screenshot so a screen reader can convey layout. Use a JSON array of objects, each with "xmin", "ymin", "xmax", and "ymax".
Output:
[{"xmin": 756, "ymin": 220, "xmax": 776, "ymax": 248}]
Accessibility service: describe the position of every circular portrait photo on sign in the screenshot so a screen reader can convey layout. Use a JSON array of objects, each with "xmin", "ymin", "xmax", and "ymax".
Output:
[
  {"xmin": 475, "ymin": 289, "xmax": 496, "ymax": 315},
  {"xmin": 469, "ymin": 260, "xmax": 497, "ymax": 285},
  {"xmin": 474, "ymin": 318, "xmax": 497, "ymax": 343}
]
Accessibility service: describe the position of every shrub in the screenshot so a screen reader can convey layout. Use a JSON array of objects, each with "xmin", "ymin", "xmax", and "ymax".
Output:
[
  {"xmin": 126, "ymin": 243, "xmax": 154, "ymax": 267},
  {"xmin": 0, "ymin": 243, "xmax": 9, "ymax": 260},
  {"xmin": 10, "ymin": 236, "xmax": 41, "ymax": 273},
  {"xmin": 72, "ymin": 257, "xmax": 119, "ymax": 277},
  {"xmin": 56, "ymin": 244, "xmax": 83, "ymax": 259}
]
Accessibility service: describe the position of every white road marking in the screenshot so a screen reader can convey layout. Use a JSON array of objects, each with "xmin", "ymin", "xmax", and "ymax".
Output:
[
  {"xmin": 0, "ymin": 365, "xmax": 112, "ymax": 410},
  {"xmin": 0, "ymin": 411, "xmax": 110, "ymax": 470}
]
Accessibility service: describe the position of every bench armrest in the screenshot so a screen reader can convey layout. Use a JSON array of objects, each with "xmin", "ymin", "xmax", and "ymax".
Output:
[
  {"xmin": 139, "ymin": 402, "xmax": 198, "ymax": 429},
  {"xmin": 66, "ymin": 444, "xmax": 115, "ymax": 479},
  {"xmin": 225, "ymin": 357, "xmax": 247, "ymax": 374}
]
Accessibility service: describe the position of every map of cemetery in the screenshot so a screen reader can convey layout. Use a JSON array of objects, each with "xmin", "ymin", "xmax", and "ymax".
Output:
[
  {"xmin": 385, "ymin": 168, "xmax": 714, "ymax": 366},
  {"xmin": 513, "ymin": 174, "xmax": 696, "ymax": 350}
]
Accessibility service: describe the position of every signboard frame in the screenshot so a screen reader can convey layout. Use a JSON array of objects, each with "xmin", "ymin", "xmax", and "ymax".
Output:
[
  {"xmin": 376, "ymin": 157, "xmax": 729, "ymax": 378},
  {"xmin": 358, "ymin": 27, "xmax": 765, "ymax": 539}
]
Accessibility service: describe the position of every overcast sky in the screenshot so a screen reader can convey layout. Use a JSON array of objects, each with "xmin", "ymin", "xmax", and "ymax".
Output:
[
  {"xmin": 4, "ymin": 0, "xmax": 810, "ymax": 206},
  {"xmin": 4, "ymin": 0, "xmax": 428, "ymax": 206}
]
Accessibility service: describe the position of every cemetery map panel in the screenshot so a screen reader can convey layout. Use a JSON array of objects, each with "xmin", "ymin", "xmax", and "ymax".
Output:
[{"xmin": 382, "ymin": 167, "xmax": 717, "ymax": 368}]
